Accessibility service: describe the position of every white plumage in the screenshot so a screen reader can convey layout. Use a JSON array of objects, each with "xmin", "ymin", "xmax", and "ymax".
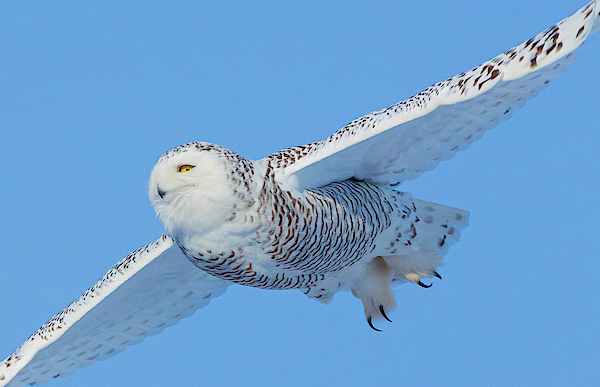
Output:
[
  {"xmin": 1, "ymin": 238, "xmax": 228, "ymax": 386},
  {"xmin": 1, "ymin": 1, "xmax": 599, "ymax": 386}
]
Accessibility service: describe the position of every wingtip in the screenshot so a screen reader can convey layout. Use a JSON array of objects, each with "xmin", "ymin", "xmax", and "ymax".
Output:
[{"xmin": 590, "ymin": 0, "xmax": 600, "ymax": 34}]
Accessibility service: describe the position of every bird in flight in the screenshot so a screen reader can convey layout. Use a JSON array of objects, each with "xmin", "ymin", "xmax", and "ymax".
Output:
[{"xmin": 2, "ymin": 1, "xmax": 599, "ymax": 386}]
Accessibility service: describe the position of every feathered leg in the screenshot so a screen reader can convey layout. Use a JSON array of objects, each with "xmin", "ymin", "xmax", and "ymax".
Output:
[
  {"xmin": 351, "ymin": 257, "xmax": 396, "ymax": 331},
  {"xmin": 383, "ymin": 251, "xmax": 442, "ymax": 288}
]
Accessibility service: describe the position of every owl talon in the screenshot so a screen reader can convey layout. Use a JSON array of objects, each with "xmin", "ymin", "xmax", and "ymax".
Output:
[
  {"xmin": 379, "ymin": 305, "xmax": 392, "ymax": 322},
  {"xmin": 433, "ymin": 271, "xmax": 442, "ymax": 280},
  {"xmin": 367, "ymin": 316, "xmax": 382, "ymax": 332},
  {"xmin": 417, "ymin": 280, "xmax": 432, "ymax": 288}
]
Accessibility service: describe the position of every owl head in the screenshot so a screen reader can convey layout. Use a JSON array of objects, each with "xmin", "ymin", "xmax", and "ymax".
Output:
[{"xmin": 149, "ymin": 142, "xmax": 252, "ymax": 239}]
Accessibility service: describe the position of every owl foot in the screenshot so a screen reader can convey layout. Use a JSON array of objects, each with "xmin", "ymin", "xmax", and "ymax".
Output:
[
  {"xmin": 383, "ymin": 252, "xmax": 442, "ymax": 288},
  {"xmin": 351, "ymin": 257, "xmax": 396, "ymax": 331},
  {"xmin": 365, "ymin": 305, "xmax": 393, "ymax": 331}
]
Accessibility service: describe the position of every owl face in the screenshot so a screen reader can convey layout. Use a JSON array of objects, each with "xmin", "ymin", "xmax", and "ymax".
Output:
[{"xmin": 149, "ymin": 142, "xmax": 237, "ymax": 238}]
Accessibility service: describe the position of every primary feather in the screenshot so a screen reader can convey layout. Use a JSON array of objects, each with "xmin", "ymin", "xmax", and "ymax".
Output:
[
  {"xmin": 272, "ymin": 1, "xmax": 600, "ymax": 190},
  {"xmin": 1, "ymin": 237, "xmax": 228, "ymax": 387}
]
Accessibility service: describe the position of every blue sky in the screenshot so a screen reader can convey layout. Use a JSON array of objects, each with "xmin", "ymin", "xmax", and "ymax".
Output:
[{"xmin": 1, "ymin": 1, "xmax": 599, "ymax": 386}]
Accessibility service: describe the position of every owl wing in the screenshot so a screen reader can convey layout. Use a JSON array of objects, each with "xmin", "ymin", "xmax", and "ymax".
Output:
[
  {"xmin": 0, "ymin": 236, "xmax": 229, "ymax": 387},
  {"xmin": 270, "ymin": 1, "xmax": 600, "ymax": 190}
]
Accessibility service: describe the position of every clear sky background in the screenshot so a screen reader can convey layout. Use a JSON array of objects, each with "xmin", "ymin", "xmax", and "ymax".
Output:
[{"xmin": 1, "ymin": 1, "xmax": 599, "ymax": 386}]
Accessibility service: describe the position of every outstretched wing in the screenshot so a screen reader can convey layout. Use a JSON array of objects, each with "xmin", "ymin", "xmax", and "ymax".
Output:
[
  {"xmin": 0, "ymin": 236, "xmax": 229, "ymax": 387},
  {"xmin": 271, "ymin": 1, "xmax": 600, "ymax": 190}
]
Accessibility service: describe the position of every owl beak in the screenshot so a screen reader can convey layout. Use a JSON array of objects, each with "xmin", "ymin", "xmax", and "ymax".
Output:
[{"xmin": 157, "ymin": 186, "xmax": 167, "ymax": 199}]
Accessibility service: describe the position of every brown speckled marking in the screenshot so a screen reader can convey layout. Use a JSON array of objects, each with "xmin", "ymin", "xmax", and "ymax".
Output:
[
  {"xmin": 180, "ymin": 161, "xmax": 395, "ymax": 292},
  {"xmin": 1, "ymin": 235, "xmax": 174, "ymax": 375},
  {"xmin": 267, "ymin": 3, "xmax": 594, "ymax": 174}
]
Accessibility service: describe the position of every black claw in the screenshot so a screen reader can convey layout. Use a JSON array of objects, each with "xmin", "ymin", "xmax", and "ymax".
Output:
[
  {"xmin": 367, "ymin": 316, "xmax": 382, "ymax": 332},
  {"xmin": 417, "ymin": 280, "xmax": 433, "ymax": 288},
  {"xmin": 379, "ymin": 305, "xmax": 392, "ymax": 322},
  {"xmin": 433, "ymin": 271, "xmax": 442, "ymax": 280}
]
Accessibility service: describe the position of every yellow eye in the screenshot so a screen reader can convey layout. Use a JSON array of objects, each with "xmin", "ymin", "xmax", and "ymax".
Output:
[{"xmin": 177, "ymin": 164, "xmax": 195, "ymax": 173}]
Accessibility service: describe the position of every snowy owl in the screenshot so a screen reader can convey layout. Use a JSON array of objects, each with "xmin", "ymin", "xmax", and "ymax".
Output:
[{"xmin": 2, "ymin": 1, "xmax": 599, "ymax": 386}]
